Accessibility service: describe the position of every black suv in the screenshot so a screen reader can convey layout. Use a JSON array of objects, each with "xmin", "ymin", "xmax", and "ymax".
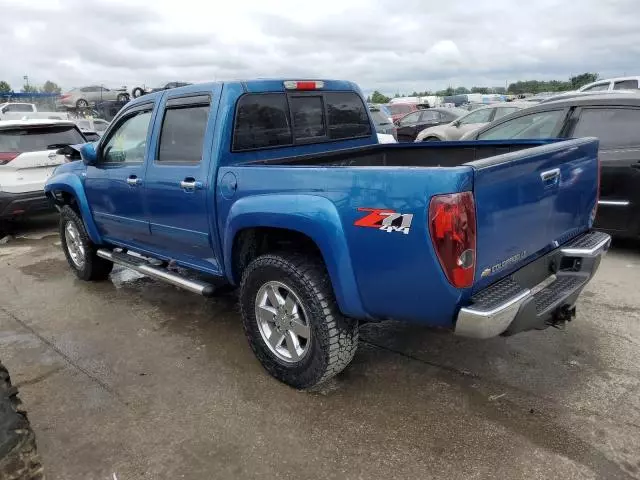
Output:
[{"xmin": 464, "ymin": 93, "xmax": 640, "ymax": 238}]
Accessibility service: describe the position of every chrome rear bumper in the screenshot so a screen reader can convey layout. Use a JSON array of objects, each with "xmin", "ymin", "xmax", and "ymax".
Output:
[{"xmin": 455, "ymin": 231, "xmax": 611, "ymax": 339}]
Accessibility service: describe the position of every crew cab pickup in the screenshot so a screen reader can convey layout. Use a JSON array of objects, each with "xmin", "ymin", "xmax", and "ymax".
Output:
[{"xmin": 45, "ymin": 79, "xmax": 610, "ymax": 389}]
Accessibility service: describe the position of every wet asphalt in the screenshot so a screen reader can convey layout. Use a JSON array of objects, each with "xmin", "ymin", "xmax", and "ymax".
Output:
[{"xmin": 1, "ymin": 215, "xmax": 639, "ymax": 480}]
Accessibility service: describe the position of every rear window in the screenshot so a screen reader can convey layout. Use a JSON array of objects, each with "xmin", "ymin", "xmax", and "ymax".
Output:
[
  {"xmin": 388, "ymin": 104, "xmax": 413, "ymax": 115},
  {"xmin": 370, "ymin": 109, "xmax": 391, "ymax": 125},
  {"xmin": 233, "ymin": 91, "xmax": 371, "ymax": 151},
  {"xmin": 2, "ymin": 104, "xmax": 34, "ymax": 113},
  {"xmin": 0, "ymin": 125, "xmax": 85, "ymax": 153}
]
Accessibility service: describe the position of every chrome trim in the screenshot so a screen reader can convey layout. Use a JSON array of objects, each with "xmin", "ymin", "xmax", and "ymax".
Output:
[
  {"xmin": 96, "ymin": 249, "xmax": 213, "ymax": 295},
  {"xmin": 560, "ymin": 234, "xmax": 612, "ymax": 258},
  {"xmin": 455, "ymin": 289, "xmax": 531, "ymax": 339},
  {"xmin": 598, "ymin": 200, "xmax": 630, "ymax": 206}
]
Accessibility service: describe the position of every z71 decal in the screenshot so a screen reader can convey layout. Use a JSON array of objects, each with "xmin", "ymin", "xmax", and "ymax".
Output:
[{"xmin": 354, "ymin": 208, "xmax": 414, "ymax": 235}]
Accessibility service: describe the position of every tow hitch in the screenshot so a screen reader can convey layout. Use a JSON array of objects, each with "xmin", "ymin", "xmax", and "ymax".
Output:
[{"xmin": 548, "ymin": 305, "xmax": 576, "ymax": 329}]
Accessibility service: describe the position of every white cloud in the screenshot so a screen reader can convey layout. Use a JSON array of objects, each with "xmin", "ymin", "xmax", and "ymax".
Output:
[{"xmin": 1, "ymin": 0, "xmax": 638, "ymax": 95}]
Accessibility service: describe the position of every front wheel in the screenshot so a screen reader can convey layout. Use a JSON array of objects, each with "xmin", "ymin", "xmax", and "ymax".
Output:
[
  {"xmin": 75, "ymin": 99, "xmax": 89, "ymax": 109},
  {"xmin": 240, "ymin": 253, "xmax": 358, "ymax": 389},
  {"xmin": 60, "ymin": 205, "xmax": 113, "ymax": 281},
  {"xmin": 422, "ymin": 136, "xmax": 441, "ymax": 142}
]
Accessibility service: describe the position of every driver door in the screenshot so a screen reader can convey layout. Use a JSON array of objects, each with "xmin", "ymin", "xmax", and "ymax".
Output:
[{"xmin": 84, "ymin": 104, "xmax": 154, "ymax": 245}]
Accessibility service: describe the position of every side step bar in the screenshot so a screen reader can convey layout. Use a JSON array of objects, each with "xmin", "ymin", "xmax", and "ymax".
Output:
[{"xmin": 96, "ymin": 249, "xmax": 216, "ymax": 297}]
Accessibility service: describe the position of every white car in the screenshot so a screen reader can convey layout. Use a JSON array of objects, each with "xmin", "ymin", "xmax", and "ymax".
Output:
[
  {"xmin": 377, "ymin": 133, "xmax": 397, "ymax": 144},
  {"xmin": 0, "ymin": 119, "xmax": 85, "ymax": 220},
  {"xmin": 579, "ymin": 76, "xmax": 640, "ymax": 92}
]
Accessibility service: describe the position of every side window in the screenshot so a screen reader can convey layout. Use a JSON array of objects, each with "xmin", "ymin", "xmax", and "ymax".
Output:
[
  {"xmin": 420, "ymin": 111, "xmax": 440, "ymax": 122},
  {"xmin": 459, "ymin": 108, "xmax": 493, "ymax": 125},
  {"xmin": 582, "ymin": 83, "xmax": 609, "ymax": 92},
  {"xmin": 493, "ymin": 107, "xmax": 520, "ymax": 120},
  {"xmin": 290, "ymin": 96, "xmax": 325, "ymax": 141},
  {"xmin": 101, "ymin": 110, "xmax": 152, "ymax": 164},
  {"xmin": 572, "ymin": 108, "xmax": 640, "ymax": 149},
  {"xmin": 233, "ymin": 94, "xmax": 292, "ymax": 151},
  {"xmin": 398, "ymin": 112, "xmax": 421, "ymax": 126},
  {"xmin": 613, "ymin": 80, "xmax": 639, "ymax": 90},
  {"xmin": 478, "ymin": 110, "xmax": 564, "ymax": 140},
  {"xmin": 324, "ymin": 92, "xmax": 371, "ymax": 139},
  {"xmin": 158, "ymin": 102, "xmax": 211, "ymax": 163}
]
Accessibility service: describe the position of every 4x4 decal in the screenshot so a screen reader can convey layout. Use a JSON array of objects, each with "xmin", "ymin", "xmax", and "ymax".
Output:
[{"xmin": 354, "ymin": 208, "xmax": 414, "ymax": 235}]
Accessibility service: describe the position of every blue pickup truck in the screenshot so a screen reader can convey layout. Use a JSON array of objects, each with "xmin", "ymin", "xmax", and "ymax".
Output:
[{"xmin": 45, "ymin": 79, "xmax": 610, "ymax": 389}]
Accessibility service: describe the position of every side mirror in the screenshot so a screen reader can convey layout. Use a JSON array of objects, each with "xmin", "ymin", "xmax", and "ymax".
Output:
[
  {"xmin": 80, "ymin": 142, "xmax": 99, "ymax": 165},
  {"xmin": 453, "ymin": 120, "xmax": 461, "ymax": 127}
]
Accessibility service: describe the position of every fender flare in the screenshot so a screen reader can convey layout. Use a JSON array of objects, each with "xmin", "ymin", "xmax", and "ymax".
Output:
[
  {"xmin": 44, "ymin": 173, "xmax": 102, "ymax": 244},
  {"xmin": 223, "ymin": 194, "xmax": 367, "ymax": 319}
]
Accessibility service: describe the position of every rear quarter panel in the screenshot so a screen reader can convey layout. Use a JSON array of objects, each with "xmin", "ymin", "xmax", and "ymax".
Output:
[{"xmin": 218, "ymin": 165, "xmax": 474, "ymax": 326}]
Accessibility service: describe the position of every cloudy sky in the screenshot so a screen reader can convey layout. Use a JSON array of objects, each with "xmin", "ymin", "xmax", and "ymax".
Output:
[{"xmin": 1, "ymin": 0, "xmax": 637, "ymax": 95}]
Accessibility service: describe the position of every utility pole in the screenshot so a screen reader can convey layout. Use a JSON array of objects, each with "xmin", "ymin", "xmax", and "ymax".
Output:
[{"xmin": 23, "ymin": 75, "xmax": 29, "ymax": 90}]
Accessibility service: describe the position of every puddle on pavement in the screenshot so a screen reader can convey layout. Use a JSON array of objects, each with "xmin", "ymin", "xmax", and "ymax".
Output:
[{"xmin": 19, "ymin": 258, "xmax": 68, "ymax": 280}]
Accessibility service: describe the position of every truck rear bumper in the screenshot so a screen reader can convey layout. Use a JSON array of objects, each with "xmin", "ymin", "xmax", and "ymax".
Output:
[
  {"xmin": 454, "ymin": 230, "xmax": 611, "ymax": 339},
  {"xmin": 0, "ymin": 190, "xmax": 53, "ymax": 219}
]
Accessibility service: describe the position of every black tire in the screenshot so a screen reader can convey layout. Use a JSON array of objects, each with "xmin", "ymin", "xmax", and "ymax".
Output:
[
  {"xmin": 132, "ymin": 87, "xmax": 145, "ymax": 98},
  {"xmin": 59, "ymin": 205, "xmax": 113, "ymax": 281},
  {"xmin": 75, "ymin": 99, "xmax": 88, "ymax": 109},
  {"xmin": 422, "ymin": 136, "xmax": 440, "ymax": 142},
  {"xmin": 0, "ymin": 362, "xmax": 44, "ymax": 480},
  {"xmin": 240, "ymin": 253, "xmax": 358, "ymax": 389},
  {"xmin": 116, "ymin": 93, "xmax": 129, "ymax": 103}
]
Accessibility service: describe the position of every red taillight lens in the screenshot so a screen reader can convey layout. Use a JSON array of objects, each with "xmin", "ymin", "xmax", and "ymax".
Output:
[
  {"xmin": 429, "ymin": 191, "xmax": 477, "ymax": 289},
  {"xmin": 0, "ymin": 152, "xmax": 19, "ymax": 165},
  {"xmin": 283, "ymin": 80, "xmax": 325, "ymax": 90}
]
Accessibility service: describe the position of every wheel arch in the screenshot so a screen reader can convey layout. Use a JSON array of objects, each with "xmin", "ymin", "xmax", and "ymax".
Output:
[{"xmin": 224, "ymin": 195, "xmax": 367, "ymax": 319}]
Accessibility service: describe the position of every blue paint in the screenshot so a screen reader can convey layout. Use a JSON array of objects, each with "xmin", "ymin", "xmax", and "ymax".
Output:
[{"xmin": 45, "ymin": 79, "xmax": 599, "ymax": 330}]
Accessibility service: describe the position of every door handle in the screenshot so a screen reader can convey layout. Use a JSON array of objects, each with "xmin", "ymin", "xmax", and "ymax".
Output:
[
  {"xmin": 540, "ymin": 168, "xmax": 560, "ymax": 186},
  {"xmin": 180, "ymin": 178, "xmax": 203, "ymax": 191},
  {"xmin": 126, "ymin": 176, "xmax": 142, "ymax": 186}
]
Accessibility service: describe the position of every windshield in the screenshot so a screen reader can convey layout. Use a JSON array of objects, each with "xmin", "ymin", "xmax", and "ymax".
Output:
[{"xmin": 0, "ymin": 125, "xmax": 85, "ymax": 152}]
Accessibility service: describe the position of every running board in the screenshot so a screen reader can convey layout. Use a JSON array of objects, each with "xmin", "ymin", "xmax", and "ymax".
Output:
[{"xmin": 96, "ymin": 249, "xmax": 216, "ymax": 297}]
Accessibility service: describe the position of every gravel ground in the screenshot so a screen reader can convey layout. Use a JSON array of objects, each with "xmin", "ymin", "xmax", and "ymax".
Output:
[{"xmin": 1, "ymin": 215, "xmax": 639, "ymax": 480}]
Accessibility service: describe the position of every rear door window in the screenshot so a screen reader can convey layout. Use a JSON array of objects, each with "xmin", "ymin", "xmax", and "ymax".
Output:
[
  {"xmin": 613, "ymin": 79, "xmax": 639, "ymax": 90},
  {"xmin": 572, "ymin": 107, "xmax": 640, "ymax": 148},
  {"xmin": 0, "ymin": 125, "xmax": 85, "ymax": 153},
  {"xmin": 478, "ymin": 110, "xmax": 564, "ymax": 140},
  {"xmin": 158, "ymin": 101, "xmax": 211, "ymax": 164}
]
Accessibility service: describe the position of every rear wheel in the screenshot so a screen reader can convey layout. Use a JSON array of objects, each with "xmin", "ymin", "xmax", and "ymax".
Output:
[
  {"xmin": 75, "ymin": 99, "xmax": 89, "ymax": 109},
  {"xmin": 240, "ymin": 253, "xmax": 358, "ymax": 389},
  {"xmin": 0, "ymin": 362, "xmax": 44, "ymax": 480},
  {"xmin": 60, "ymin": 205, "xmax": 113, "ymax": 281},
  {"xmin": 116, "ymin": 93, "xmax": 129, "ymax": 103},
  {"xmin": 422, "ymin": 136, "xmax": 440, "ymax": 142}
]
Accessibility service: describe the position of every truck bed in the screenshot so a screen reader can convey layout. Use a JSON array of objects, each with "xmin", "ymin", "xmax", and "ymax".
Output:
[{"xmin": 243, "ymin": 139, "xmax": 562, "ymax": 168}]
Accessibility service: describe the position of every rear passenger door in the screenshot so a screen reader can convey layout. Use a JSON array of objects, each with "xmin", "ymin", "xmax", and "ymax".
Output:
[
  {"xmin": 568, "ymin": 106, "xmax": 640, "ymax": 234},
  {"xmin": 144, "ymin": 89, "xmax": 221, "ymax": 273}
]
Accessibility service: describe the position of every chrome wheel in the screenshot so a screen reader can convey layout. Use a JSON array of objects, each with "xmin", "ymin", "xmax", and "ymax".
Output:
[
  {"xmin": 255, "ymin": 281, "xmax": 311, "ymax": 363},
  {"xmin": 64, "ymin": 221, "xmax": 85, "ymax": 269}
]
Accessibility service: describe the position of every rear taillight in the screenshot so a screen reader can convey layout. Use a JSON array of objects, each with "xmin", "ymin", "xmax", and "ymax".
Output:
[
  {"xmin": 429, "ymin": 191, "xmax": 477, "ymax": 289},
  {"xmin": 60, "ymin": 94, "xmax": 70, "ymax": 100},
  {"xmin": 283, "ymin": 80, "xmax": 325, "ymax": 90},
  {"xmin": 0, "ymin": 152, "xmax": 19, "ymax": 165}
]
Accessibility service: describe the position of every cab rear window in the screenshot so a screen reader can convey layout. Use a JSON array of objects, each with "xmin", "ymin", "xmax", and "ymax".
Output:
[
  {"xmin": 233, "ymin": 92, "xmax": 371, "ymax": 151},
  {"xmin": 0, "ymin": 125, "xmax": 85, "ymax": 153}
]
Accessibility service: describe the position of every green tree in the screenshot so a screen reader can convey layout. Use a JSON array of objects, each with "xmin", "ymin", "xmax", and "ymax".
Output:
[
  {"xmin": 40, "ymin": 80, "xmax": 62, "ymax": 94},
  {"xmin": 21, "ymin": 84, "xmax": 38, "ymax": 94},
  {"xmin": 0, "ymin": 81, "xmax": 11, "ymax": 93},
  {"xmin": 570, "ymin": 73, "xmax": 599, "ymax": 89},
  {"xmin": 454, "ymin": 86, "xmax": 470, "ymax": 95},
  {"xmin": 370, "ymin": 90, "xmax": 391, "ymax": 103},
  {"xmin": 471, "ymin": 87, "xmax": 489, "ymax": 94}
]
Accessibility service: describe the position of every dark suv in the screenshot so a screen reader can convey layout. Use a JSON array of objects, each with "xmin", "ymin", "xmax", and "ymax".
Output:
[{"xmin": 463, "ymin": 93, "xmax": 640, "ymax": 238}]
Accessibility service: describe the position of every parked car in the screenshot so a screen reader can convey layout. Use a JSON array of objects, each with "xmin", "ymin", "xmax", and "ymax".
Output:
[
  {"xmin": 386, "ymin": 102, "xmax": 419, "ymax": 122},
  {"xmin": 45, "ymin": 79, "xmax": 609, "ymax": 390},
  {"xmin": 461, "ymin": 93, "xmax": 640, "ymax": 238},
  {"xmin": 131, "ymin": 81, "xmax": 192, "ymax": 98},
  {"xmin": 1, "ymin": 103, "xmax": 70, "ymax": 121},
  {"xmin": 57, "ymin": 86, "xmax": 130, "ymax": 109},
  {"xmin": 415, "ymin": 104, "xmax": 528, "ymax": 142},
  {"xmin": 0, "ymin": 103, "xmax": 36, "ymax": 118},
  {"xmin": 538, "ymin": 90, "xmax": 639, "ymax": 104},
  {"xmin": 1, "ymin": 119, "xmax": 85, "ymax": 221},
  {"xmin": 395, "ymin": 107, "xmax": 466, "ymax": 142},
  {"xmin": 369, "ymin": 105, "xmax": 397, "ymax": 140},
  {"xmin": 579, "ymin": 76, "xmax": 640, "ymax": 92}
]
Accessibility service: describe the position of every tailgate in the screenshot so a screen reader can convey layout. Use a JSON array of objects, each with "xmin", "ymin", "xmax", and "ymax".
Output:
[{"xmin": 470, "ymin": 138, "xmax": 599, "ymax": 293}]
